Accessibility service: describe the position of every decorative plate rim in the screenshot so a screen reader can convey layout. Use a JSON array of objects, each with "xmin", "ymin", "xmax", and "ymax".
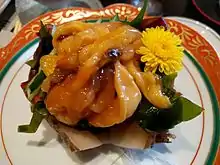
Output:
[{"xmin": 0, "ymin": 4, "xmax": 219, "ymax": 165}]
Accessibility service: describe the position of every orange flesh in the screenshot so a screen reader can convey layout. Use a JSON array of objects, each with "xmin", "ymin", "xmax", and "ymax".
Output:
[
  {"xmin": 46, "ymin": 75, "xmax": 95, "ymax": 125},
  {"xmin": 89, "ymin": 67, "xmax": 115, "ymax": 113},
  {"xmin": 88, "ymin": 98, "xmax": 123, "ymax": 127},
  {"xmin": 45, "ymin": 21, "xmax": 168, "ymax": 126}
]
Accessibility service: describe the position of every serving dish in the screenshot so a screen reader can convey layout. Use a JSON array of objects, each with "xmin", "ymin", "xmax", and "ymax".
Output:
[{"xmin": 0, "ymin": 4, "xmax": 219, "ymax": 165}]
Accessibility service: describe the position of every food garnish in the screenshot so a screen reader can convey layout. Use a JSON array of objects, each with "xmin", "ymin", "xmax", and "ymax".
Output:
[
  {"xmin": 18, "ymin": 0, "xmax": 203, "ymax": 151},
  {"xmin": 137, "ymin": 27, "xmax": 184, "ymax": 75}
]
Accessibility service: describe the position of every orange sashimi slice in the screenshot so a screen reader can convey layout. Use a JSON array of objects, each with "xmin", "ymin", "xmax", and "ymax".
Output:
[
  {"xmin": 88, "ymin": 98, "xmax": 123, "ymax": 127},
  {"xmin": 114, "ymin": 61, "xmax": 142, "ymax": 118},
  {"xmin": 40, "ymin": 55, "xmax": 59, "ymax": 76},
  {"xmin": 90, "ymin": 67, "xmax": 115, "ymax": 113},
  {"xmin": 125, "ymin": 60, "xmax": 171, "ymax": 109}
]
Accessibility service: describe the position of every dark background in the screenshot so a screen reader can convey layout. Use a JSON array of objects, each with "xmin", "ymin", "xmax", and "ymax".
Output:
[{"xmin": 0, "ymin": 0, "xmax": 219, "ymax": 34}]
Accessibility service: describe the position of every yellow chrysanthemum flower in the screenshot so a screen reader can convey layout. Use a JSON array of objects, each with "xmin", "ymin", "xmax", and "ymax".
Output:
[{"xmin": 136, "ymin": 27, "xmax": 184, "ymax": 75}]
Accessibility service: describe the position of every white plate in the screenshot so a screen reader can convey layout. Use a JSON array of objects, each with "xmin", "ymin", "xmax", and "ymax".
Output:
[{"xmin": 0, "ymin": 6, "xmax": 219, "ymax": 165}]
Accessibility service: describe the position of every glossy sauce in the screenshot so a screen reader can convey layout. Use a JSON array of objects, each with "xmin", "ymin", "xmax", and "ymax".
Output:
[{"xmin": 45, "ymin": 21, "xmax": 167, "ymax": 126}]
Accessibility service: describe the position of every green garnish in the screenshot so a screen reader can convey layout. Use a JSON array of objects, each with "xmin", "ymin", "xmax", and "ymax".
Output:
[
  {"xmin": 135, "ymin": 96, "xmax": 203, "ymax": 132},
  {"xmin": 28, "ymin": 71, "xmax": 45, "ymax": 93},
  {"xmin": 162, "ymin": 73, "xmax": 177, "ymax": 90},
  {"xmin": 39, "ymin": 21, "xmax": 51, "ymax": 38},
  {"xmin": 109, "ymin": 0, "xmax": 147, "ymax": 28},
  {"xmin": 38, "ymin": 21, "xmax": 53, "ymax": 55},
  {"xmin": 25, "ymin": 70, "xmax": 46, "ymax": 100},
  {"xmin": 28, "ymin": 86, "xmax": 41, "ymax": 101},
  {"xmin": 128, "ymin": 0, "xmax": 148, "ymax": 28},
  {"xmin": 18, "ymin": 111, "xmax": 45, "ymax": 133},
  {"xmin": 136, "ymin": 71, "xmax": 203, "ymax": 132},
  {"xmin": 110, "ymin": 13, "xmax": 120, "ymax": 22},
  {"xmin": 161, "ymin": 73, "xmax": 181, "ymax": 102},
  {"xmin": 18, "ymin": 102, "xmax": 48, "ymax": 133},
  {"xmin": 26, "ymin": 59, "xmax": 37, "ymax": 68},
  {"xmin": 180, "ymin": 97, "xmax": 204, "ymax": 121}
]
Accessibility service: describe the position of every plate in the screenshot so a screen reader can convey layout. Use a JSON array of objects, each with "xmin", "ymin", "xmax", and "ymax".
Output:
[{"xmin": 0, "ymin": 4, "xmax": 219, "ymax": 165}]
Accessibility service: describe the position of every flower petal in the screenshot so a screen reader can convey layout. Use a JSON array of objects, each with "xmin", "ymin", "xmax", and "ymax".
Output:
[{"xmin": 136, "ymin": 26, "xmax": 184, "ymax": 75}]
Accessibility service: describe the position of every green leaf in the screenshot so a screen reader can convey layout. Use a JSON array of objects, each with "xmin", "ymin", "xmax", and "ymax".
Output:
[
  {"xmin": 161, "ymin": 73, "xmax": 181, "ymax": 103},
  {"xmin": 180, "ymin": 97, "xmax": 203, "ymax": 121},
  {"xmin": 128, "ymin": 0, "xmax": 148, "ymax": 28},
  {"xmin": 110, "ymin": 13, "xmax": 120, "ymax": 22},
  {"xmin": 26, "ymin": 59, "xmax": 37, "ymax": 68},
  {"xmin": 25, "ymin": 70, "xmax": 46, "ymax": 101},
  {"xmin": 162, "ymin": 73, "xmax": 177, "ymax": 89},
  {"xmin": 39, "ymin": 21, "xmax": 50, "ymax": 38},
  {"xmin": 27, "ymin": 70, "xmax": 46, "ymax": 94},
  {"xmin": 33, "ymin": 102, "xmax": 47, "ymax": 113},
  {"xmin": 18, "ymin": 112, "xmax": 45, "ymax": 133},
  {"xmin": 39, "ymin": 22, "xmax": 53, "ymax": 55},
  {"xmin": 135, "ymin": 98, "xmax": 181, "ymax": 132},
  {"xmin": 135, "ymin": 96, "xmax": 203, "ymax": 132},
  {"xmin": 28, "ymin": 86, "xmax": 41, "ymax": 101},
  {"xmin": 38, "ymin": 90, "xmax": 47, "ymax": 100},
  {"xmin": 18, "ymin": 102, "xmax": 48, "ymax": 133}
]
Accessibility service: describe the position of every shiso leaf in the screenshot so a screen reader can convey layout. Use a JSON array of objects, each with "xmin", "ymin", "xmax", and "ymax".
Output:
[
  {"xmin": 28, "ymin": 70, "xmax": 45, "ymax": 93},
  {"xmin": 180, "ymin": 97, "xmax": 203, "ymax": 121},
  {"xmin": 25, "ymin": 70, "xmax": 46, "ymax": 101},
  {"xmin": 135, "ymin": 96, "xmax": 203, "ymax": 132},
  {"xmin": 136, "ymin": 72, "xmax": 203, "ymax": 132}
]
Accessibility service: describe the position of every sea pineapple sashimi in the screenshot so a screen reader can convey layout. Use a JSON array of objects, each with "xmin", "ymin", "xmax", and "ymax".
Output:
[
  {"xmin": 45, "ymin": 74, "xmax": 95, "ymax": 125},
  {"xmin": 69, "ymin": 25, "xmax": 140, "ymax": 93},
  {"xmin": 125, "ymin": 60, "xmax": 171, "ymax": 109},
  {"xmin": 88, "ymin": 98, "xmax": 123, "ymax": 127},
  {"xmin": 53, "ymin": 21, "xmax": 92, "ymax": 48},
  {"xmin": 114, "ymin": 61, "xmax": 141, "ymax": 118},
  {"xmin": 88, "ymin": 61, "xmax": 141, "ymax": 127},
  {"xmin": 40, "ymin": 55, "xmax": 59, "ymax": 76},
  {"xmin": 89, "ymin": 67, "xmax": 115, "ymax": 113},
  {"xmin": 55, "ymin": 23, "xmax": 122, "ymax": 70}
]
